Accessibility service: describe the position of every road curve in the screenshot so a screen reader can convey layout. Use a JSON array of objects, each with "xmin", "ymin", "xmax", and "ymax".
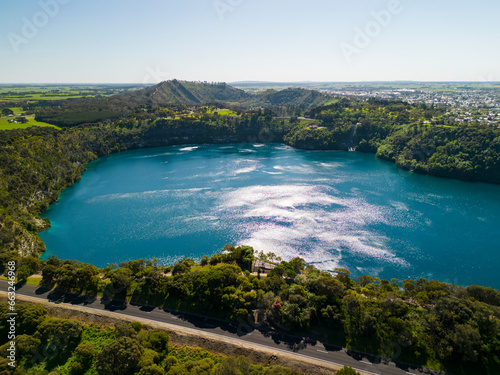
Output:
[{"xmin": 1, "ymin": 282, "xmax": 447, "ymax": 375}]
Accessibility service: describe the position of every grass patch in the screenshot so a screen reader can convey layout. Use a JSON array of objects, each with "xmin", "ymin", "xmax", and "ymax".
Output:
[
  {"xmin": 81, "ymin": 325, "xmax": 117, "ymax": 351},
  {"xmin": 169, "ymin": 345, "xmax": 225, "ymax": 364},
  {"xmin": 0, "ymin": 275, "xmax": 42, "ymax": 285},
  {"xmin": 1, "ymin": 106, "xmax": 48, "ymax": 127},
  {"xmin": 206, "ymin": 107, "xmax": 237, "ymax": 116},
  {"xmin": 26, "ymin": 276, "xmax": 42, "ymax": 286},
  {"xmin": 190, "ymin": 264, "xmax": 212, "ymax": 273},
  {"xmin": 0, "ymin": 115, "xmax": 60, "ymax": 130}
]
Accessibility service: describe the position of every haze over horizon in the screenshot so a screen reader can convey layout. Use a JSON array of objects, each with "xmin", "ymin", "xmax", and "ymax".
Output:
[{"xmin": 1, "ymin": 0, "xmax": 499, "ymax": 84}]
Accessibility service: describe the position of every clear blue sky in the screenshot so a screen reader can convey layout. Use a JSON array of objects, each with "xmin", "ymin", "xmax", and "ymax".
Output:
[{"xmin": 0, "ymin": 0, "xmax": 499, "ymax": 83}]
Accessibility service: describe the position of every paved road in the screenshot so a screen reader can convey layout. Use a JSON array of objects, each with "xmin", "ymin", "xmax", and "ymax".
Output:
[{"xmin": 2, "ymin": 282, "xmax": 446, "ymax": 375}]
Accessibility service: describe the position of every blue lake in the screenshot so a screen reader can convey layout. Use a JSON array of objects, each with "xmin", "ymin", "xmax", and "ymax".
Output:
[{"xmin": 40, "ymin": 144, "xmax": 500, "ymax": 289}]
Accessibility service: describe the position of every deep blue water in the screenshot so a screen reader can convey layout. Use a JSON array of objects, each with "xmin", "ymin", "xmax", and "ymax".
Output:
[{"xmin": 40, "ymin": 144, "xmax": 500, "ymax": 289}]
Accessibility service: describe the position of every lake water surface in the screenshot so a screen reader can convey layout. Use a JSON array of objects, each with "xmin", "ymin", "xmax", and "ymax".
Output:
[{"xmin": 40, "ymin": 144, "xmax": 500, "ymax": 289}]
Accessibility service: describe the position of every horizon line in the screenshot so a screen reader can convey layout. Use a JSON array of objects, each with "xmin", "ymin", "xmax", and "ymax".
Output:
[{"xmin": 1, "ymin": 80, "xmax": 500, "ymax": 85}]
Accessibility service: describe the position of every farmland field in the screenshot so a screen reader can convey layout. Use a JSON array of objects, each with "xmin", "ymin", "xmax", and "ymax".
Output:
[
  {"xmin": 0, "ymin": 84, "xmax": 146, "ymax": 103},
  {"xmin": 0, "ymin": 84, "xmax": 147, "ymax": 130}
]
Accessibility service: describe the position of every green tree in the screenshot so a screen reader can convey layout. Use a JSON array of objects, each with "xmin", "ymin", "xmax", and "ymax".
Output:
[
  {"xmin": 1, "ymin": 108, "xmax": 13, "ymax": 116},
  {"xmin": 164, "ymin": 356, "xmax": 178, "ymax": 372},
  {"xmin": 16, "ymin": 304, "xmax": 47, "ymax": 335},
  {"xmin": 138, "ymin": 348, "xmax": 160, "ymax": 369},
  {"xmin": 335, "ymin": 268, "xmax": 352, "ymax": 288},
  {"xmin": 289, "ymin": 257, "xmax": 306, "ymax": 274},
  {"xmin": 114, "ymin": 321, "xmax": 137, "ymax": 338},
  {"xmin": 282, "ymin": 302, "xmax": 310, "ymax": 330},
  {"xmin": 14, "ymin": 334, "xmax": 40, "ymax": 360},
  {"xmin": 357, "ymin": 275, "xmax": 373, "ymax": 287},
  {"xmin": 142, "ymin": 331, "xmax": 169, "ymax": 356},
  {"xmin": 450, "ymin": 324, "xmax": 483, "ymax": 362},
  {"xmin": 107, "ymin": 268, "xmax": 132, "ymax": 300},
  {"xmin": 0, "ymin": 358, "xmax": 15, "ymax": 374},
  {"xmin": 75, "ymin": 342, "xmax": 95, "ymax": 361},
  {"xmin": 36, "ymin": 318, "xmax": 83, "ymax": 348},
  {"xmin": 213, "ymin": 357, "xmax": 239, "ymax": 375},
  {"xmin": 96, "ymin": 337, "xmax": 143, "ymax": 375},
  {"xmin": 130, "ymin": 321, "xmax": 143, "ymax": 333},
  {"xmin": 17, "ymin": 265, "xmax": 30, "ymax": 283},
  {"xmin": 138, "ymin": 364, "xmax": 164, "ymax": 375},
  {"xmin": 200, "ymin": 255, "xmax": 209, "ymax": 266},
  {"xmin": 69, "ymin": 361, "xmax": 86, "ymax": 375},
  {"xmin": 41, "ymin": 264, "xmax": 59, "ymax": 286}
]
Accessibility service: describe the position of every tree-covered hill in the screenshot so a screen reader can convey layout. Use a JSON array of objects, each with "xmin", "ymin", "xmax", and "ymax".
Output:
[
  {"xmin": 257, "ymin": 88, "xmax": 329, "ymax": 108},
  {"xmin": 285, "ymin": 99, "xmax": 500, "ymax": 183},
  {"xmin": 137, "ymin": 80, "xmax": 330, "ymax": 108},
  {"xmin": 32, "ymin": 80, "xmax": 330, "ymax": 127},
  {"xmin": 144, "ymin": 80, "xmax": 252, "ymax": 105}
]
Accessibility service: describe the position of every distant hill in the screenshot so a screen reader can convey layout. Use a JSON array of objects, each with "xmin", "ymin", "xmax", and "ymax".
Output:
[
  {"xmin": 144, "ymin": 80, "xmax": 251, "ymax": 105},
  {"xmin": 231, "ymin": 81, "xmax": 322, "ymax": 88},
  {"xmin": 129, "ymin": 80, "xmax": 330, "ymax": 108}
]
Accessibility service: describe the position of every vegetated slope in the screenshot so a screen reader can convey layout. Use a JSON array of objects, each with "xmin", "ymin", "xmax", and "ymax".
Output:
[
  {"xmin": 135, "ymin": 80, "xmax": 330, "ymax": 108},
  {"xmin": 34, "ymin": 80, "xmax": 250, "ymax": 127},
  {"xmin": 257, "ymin": 88, "xmax": 330, "ymax": 108},
  {"xmin": 146, "ymin": 80, "xmax": 252, "ymax": 105},
  {"xmin": 0, "ymin": 302, "xmax": 303, "ymax": 375},
  {"xmin": 11, "ymin": 246, "xmax": 500, "ymax": 375},
  {"xmin": 0, "ymin": 115, "xmax": 287, "ymax": 257},
  {"xmin": 33, "ymin": 80, "xmax": 333, "ymax": 127},
  {"xmin": 34, "ymin": 109, "xmax": 126, "ymax": 127},
  {"xmin": 286, "ymin": 99, "xmax": 500, "ymax": 184},
  {"xmin": 376, "ymin": 125, "xmax": 500, "ymax": 184}
]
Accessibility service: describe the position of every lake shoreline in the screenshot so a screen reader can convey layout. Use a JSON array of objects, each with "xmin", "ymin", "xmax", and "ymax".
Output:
[{"xmin": 39, "ymin": 143, "xmax": 500, "ymax": 289}]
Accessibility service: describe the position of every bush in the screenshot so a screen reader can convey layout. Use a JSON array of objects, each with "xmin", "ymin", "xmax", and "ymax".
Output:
[
  {"xmin": 17, "ymin": 265, "xmax": 31, "ymax": 283},
  {"xmin": 96, "ymin": 337, "xmax": 143, "ymax": 375},
  {"xmin": 142, "ymin": 331, "xmax": 169, "ymax": 356},
  {"xmin": 130, "ymin": 321, "xmax": 143, "ymax": 333},
  {"xmin": 466, "ymin": 285, "xmax": 500, "ymax": 306},
  {"xmin": 137, "ymin": 364, "xmax": 164, "ymax": 375},
  {"xmin": 75, "ymin": 342, "xmax": 95, "ymax": 360},
  {"xmin": 69, "ymin": 361, "xmax": 85, "ymax": 375},
  {"xmin": 337, "ymin": 366, "xmax": 360, "ymax": 375}
]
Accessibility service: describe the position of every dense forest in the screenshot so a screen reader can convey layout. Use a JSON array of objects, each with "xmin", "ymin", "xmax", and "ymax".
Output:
[
  {"xmin": 5, "ymin": 246, "xmax": 500, "ymax": 375},
  {"xmin": 0, "ymin": 115, "xmax": 288, "ymax": 258},
  {"xmin": 285, "ymin": 98, "xmax": 500, "ymax": 183},
  {"xmin": 0, "ymin": 301, "xmax": 304, "ymax": 375}
]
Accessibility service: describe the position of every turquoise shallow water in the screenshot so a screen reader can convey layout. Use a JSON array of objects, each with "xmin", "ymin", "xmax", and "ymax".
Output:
[{"xmin": 40, "ymin": 144, "xmax": 500, "ymax": 289}]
